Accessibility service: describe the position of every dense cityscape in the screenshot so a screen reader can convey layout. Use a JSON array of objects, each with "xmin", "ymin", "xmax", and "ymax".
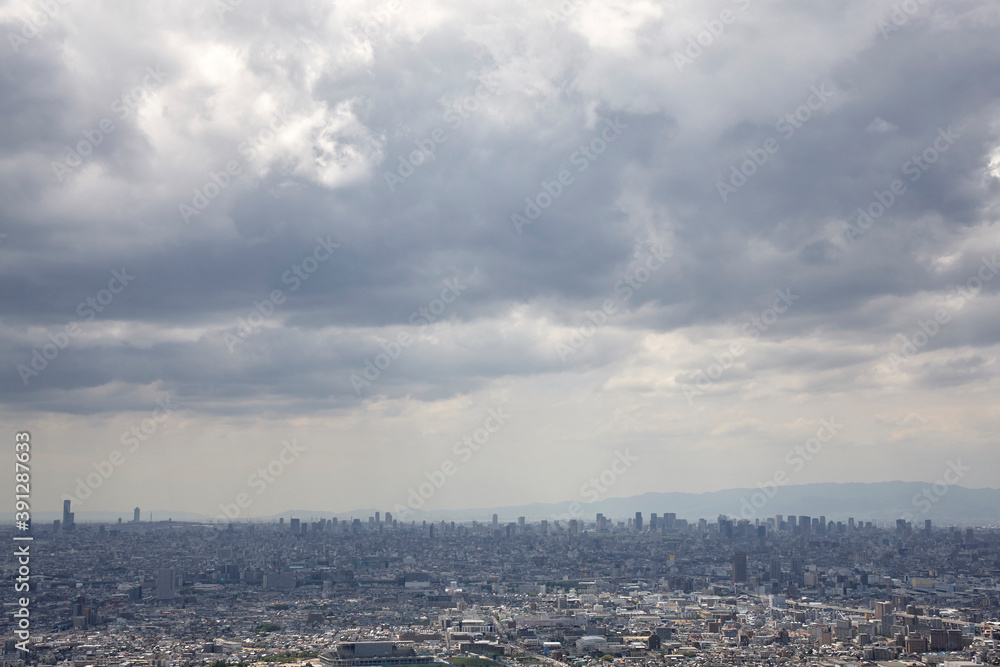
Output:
[{"xmin": 4, "ymin": 505, "xmax": 999, "ymax": 667}]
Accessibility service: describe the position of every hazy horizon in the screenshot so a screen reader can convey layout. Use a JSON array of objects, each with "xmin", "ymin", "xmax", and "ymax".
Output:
[{"xmin": 10, "ymin": 477, "xmax": 1000, "ymax": 527}]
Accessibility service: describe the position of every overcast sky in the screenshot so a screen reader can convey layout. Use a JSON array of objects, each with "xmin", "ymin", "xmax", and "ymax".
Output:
[{"xmin": 2, "ymin": 0, "xmax": 999, "ymax": 519}]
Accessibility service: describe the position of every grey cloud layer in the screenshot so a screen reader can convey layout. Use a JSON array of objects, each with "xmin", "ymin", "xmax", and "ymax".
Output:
[{"xmin": 2, "ymin": 0, "xmax": 999, "ymax": 416}]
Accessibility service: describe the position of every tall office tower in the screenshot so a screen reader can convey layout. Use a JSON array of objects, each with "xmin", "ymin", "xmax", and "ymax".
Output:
[
  {"xmin": 649, "ymin": 513, "xmax": 659, "ymax": 531},
  {"xmin": 818, "ymin": 516, "xmax": 826, "ymax": 534},
  {"xmin": 770, "ymin": 556, "xmax": 782, "ymax": 582},
  {"xmin": 375, "ymin": 511, "xmax": 380, "ymax": 524},
  {"xmin": 492, "ymin": 514, "xmax": 498, "ymax": 529},
  {"xmin": 896, "ymin": 518, "xmax": 907, "ymax": 534},
  {"xmin": 157, "ymin": 567, "xmax": 176, "ymax": 600},
  {"xmin": 848, "ymin": 517, "xmax": 855, "ymax": 531},
  {"xmin": 799, "ymin": 516, "xmax": 811, "ymax": 536},
  {"xmin": 290, "ymin": 518, "xmax": 300, "ymax": 534},
  {"xmin": 63, "ymin": 499, "xmax": 75, "ymax": 530},
  {"xmin": 568, "ymin": 519, "xmax": 578, "ymax": 536},
  {"xmin": 596, "ymin": 513, "xmax": 605, "ymax": 531},
  {"xmin": 518, "ymin": 516, "xmax": 525, "ymax": 530},
  {"xmin": 924, "ymin": 519, "xmax": 931, "ymax": 536},
  {"xmin": 664, "ymin": 513, "xmax": 676, "ymax": 529},
  {"xmin": 134, "ymin": 507, "xmax": 140, "ymax": 523},
  {"xmin": 635, "ymin": 512, "xmax": 643, "ymax": 532},
  {"xmin": 385, "ymin": 511, "xmax": 392, "ymax": 525},
  {"xmin": 787, "ymin": 515, "xmax": 797, "ymax": 529},
  {"xmin": 732, "ymin": 552, "xmax": 748, "ymax": 583},
  {"xmin": 540, "ymin": 519, "xmax": 548, "ymax": 535},
  {"xmin": 775, "ymin": 515, "xmax": 783, "ymax": 530}
]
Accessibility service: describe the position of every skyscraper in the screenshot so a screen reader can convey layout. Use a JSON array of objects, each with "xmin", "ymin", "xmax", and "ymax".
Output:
[
  {"xmin": 157, "ymin": 567, "xmax": 176, "ymax": 600},
  {"xmin": 63, "ymin": 499, "xmax": 75, "ymax": 530},
  {"xmin": 732, "ymin": 551, "xmax": 748, "ymax": 583},
  {"xmin": 134, "ymin": 507, "xmax": 140, "ymax": 523},
  {"xmin": 634, "ymin": 512, "xmax": 643, "ymax": 532},
  {"xmin": 770, "ymin": 556, "xmax": 782, "ymax": 581}
]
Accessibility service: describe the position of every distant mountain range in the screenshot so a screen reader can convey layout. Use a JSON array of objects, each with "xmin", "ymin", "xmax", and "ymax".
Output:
[{"xmin": 6, "ymin": 481, "xmax": 999, "ymax": 526}]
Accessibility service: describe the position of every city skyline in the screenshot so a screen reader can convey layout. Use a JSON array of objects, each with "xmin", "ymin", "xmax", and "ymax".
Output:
[{"xmin": 28, "ymin": 478, "xmax": 1000, "ymax": 527}]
